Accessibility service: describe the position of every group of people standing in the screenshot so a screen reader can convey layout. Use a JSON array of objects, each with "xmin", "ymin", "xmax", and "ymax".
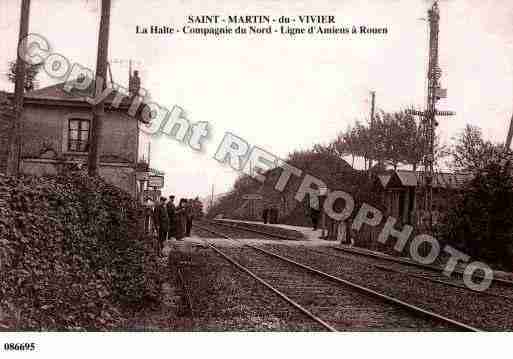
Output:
[
  {"xmin": 262, "ymin": 206, "xmax": 279, "ymax": 224},
  {"xmin": 146, "ymin": 195, "xmax": 195, "ymax": 251}
]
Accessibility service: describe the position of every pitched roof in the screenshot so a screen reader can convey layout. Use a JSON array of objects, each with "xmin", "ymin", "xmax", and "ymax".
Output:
[
  {"xmin": 396, "ymin": 170, "xmax": 418, "ymax": 186},
  {"xmin": 378, "ymin": 170, "xmax": 472, "ymax": 189},
  {"xmin": 24, "ymin": 78, "xmax": 135, "ymax": 108},
  {"xmin": 5, "ymin": 79, "xmax": 150, "ymax": 123},
  {"xmin": 376, "ymin": 174, "xmax": 392, "ymax": 188}
]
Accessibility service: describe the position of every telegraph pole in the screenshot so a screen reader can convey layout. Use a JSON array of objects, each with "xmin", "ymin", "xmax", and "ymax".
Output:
[
  {"xmin": 368, "ymin": 91, "xmax": 376, "ymax": 173},
  {"xmin": 88, "ymin": 0, "xmax": 111, "ymax": 176},
  {"xmin": 6, "ymin": 0, "xmax": 31, "ymax": 176},
  {"xmin": 211, "ymin": 184, "xmax": 214, "ymax": 211},
  {"xmin": 406, "ymin": 1, "xmax": 454, "ymax": 229},
  {"xmin": 506, "ymin": 113, "xmax": 513, "ymax": 150},
  {"xmin": 148, "ymin": 141, "xmax": 151, "ymax": 167},
  {"xmin": 503, "ymin": 113, "xmax": 513, "ymax": 176},
  {"xmin": 370, "ymin": 91, "xmax": 376, "ymax": 128}
]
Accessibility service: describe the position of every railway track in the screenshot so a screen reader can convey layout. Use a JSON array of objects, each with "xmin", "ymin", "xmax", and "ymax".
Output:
[
  {"xmin": 309, "ymin": 246, "xmax": 513, "ymax": 301},
  {"xmin": 206, "ymin": 219, "xmax": 300, "ymax": 240},
  {"xmin": 207, "ymin": 219, "xmax": 513, "ymax": 299},
  {"xmin": 333, "ymin": 244, "xmax": 513, "ymax": 288},
  {"xmin": 193, "ymin": 222, "xmax": 480, "ymax": 331}
]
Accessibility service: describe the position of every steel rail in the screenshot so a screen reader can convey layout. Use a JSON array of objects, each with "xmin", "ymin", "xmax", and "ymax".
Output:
[
  {"xmin": 206, "ymin": 218, "xmax": 513, "ymax": 288},
  {"xmin": 334, "ymin": 245, "xmax": 513, "ymax": 287},
  {"xmin": 194, "ymin": 223, "xmax": 481, "ymax": 332},
  {"xmin": 195, "ymin": 228, "xmax": 337, "ymax": 331},
  {"xmin": 203, "ymin": 219, "xmax": 513, "ymax": 309},
  {"xmin": 302, "ymin": 247, "xmax": 513, "ymax": 302},
  {"xmin": 208, "ymin": 218, "xmax": 509, "ymax": 299}
]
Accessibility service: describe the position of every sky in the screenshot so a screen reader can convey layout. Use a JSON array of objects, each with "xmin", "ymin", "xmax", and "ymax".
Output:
[{"xmin": 1, "ymin": 0, "xmax": 512, "ymax": 199}]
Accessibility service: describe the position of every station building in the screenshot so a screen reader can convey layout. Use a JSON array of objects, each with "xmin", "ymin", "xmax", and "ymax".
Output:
[
  {"xmin": 373, "ymin": 169, "xmax": 471, "ymax": 226},
  {"xmin": 0, "ymin": 73, "xmax": 155, "ymax": 198}
]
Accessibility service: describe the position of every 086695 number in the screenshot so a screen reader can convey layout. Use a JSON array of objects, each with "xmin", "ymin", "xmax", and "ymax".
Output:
[{"xmin": 4, "ymin": 342, "xmax": 36, "ymax": 351}]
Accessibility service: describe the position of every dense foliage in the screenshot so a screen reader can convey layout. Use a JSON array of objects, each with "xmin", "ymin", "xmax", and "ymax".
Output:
[
  {"xmin": 6, "ymin": 61, "xmax": 42, "ymax": 92},
  {"xmin": 438, "ymin": 160, "xmax": 513, "ymax": 270},
  {"xmin": 437, "ymin": 126, "xmax": 513, "ymax": 270},
  {"xmin": 329, "ymin": 110, "xmax": 447, "ymax": 170},
  {"xmin": 451, "ymin": 125, "xmax": 505, "ymax": 173},
  {"xmin": 0, "ymin": 173, "xmax": 159, "ymax": 330}
]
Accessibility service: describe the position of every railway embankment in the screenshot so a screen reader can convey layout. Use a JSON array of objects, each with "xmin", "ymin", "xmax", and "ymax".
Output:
[
  {"xmin": 130, "ymin": 237, "xmax": 314, "ymax": 331},
  {"xmin": 0, "ymin": 173, "xmax": 160, "ymax": 330}
]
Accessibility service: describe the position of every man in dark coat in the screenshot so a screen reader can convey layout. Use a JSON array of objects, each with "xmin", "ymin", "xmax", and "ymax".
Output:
[
  {"xmin": 153, "ymin": 197, "xmax": 169, "ymax": 252},
  {"xmin": 143, "ymin": 197, "xmax": 154, "ymax": 234},
  {"xmin": 185, "ymin": 199, "xmax": 193, "ymax": 237},
  {"xmin": 175, "ymin": 198, "xmax": 187, "ymax": 240},
  {"xmin": 167, "ymin": 195, "xmax": 176, "ymax": 239},
  {"xmin": 310, "ymin": 206, "xmax": 320, "ymax": 231},
  {"xmin": 262, "ymin": 207, "xmax": 269, "ymax": 224},
  {"xmin": 270, "ymin": 205, "xmax": 279, "ymax": 224}
]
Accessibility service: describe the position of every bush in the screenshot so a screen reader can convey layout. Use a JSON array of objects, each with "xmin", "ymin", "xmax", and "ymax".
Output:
[
  {"xmin": 437, "ymin": 162, "xmax": 513, "ymax": 270},
  {"xmin": 0, "ymin": 173, "xmax": 159, "ymax": 330}
]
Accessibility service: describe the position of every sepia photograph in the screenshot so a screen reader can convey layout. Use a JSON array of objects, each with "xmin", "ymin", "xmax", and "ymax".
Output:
[{"xmin": 0, "ymin": 0, "xmax": 512, "ymax": 357}]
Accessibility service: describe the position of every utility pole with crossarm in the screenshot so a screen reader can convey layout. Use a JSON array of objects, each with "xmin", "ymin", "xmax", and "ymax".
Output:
[
  {"xmin": 406, "ymin": 1, "xmax": 455, "ymax": 229},
  {"xmin": 88, "ymin": 0, "xmax": 111, "ymax": 176},
  {"xmin": 6, "ymin": 0, "xmax": 31, "ymax": 176}
]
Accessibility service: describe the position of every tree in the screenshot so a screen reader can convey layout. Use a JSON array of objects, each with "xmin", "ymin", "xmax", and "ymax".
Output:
[
  {"xmin": 438, "ymin": 159, "xmax": 513, "ymax": 270},
  {"xmin": 438, "ymin": 124, "xmax": 513, "ymax": 269},
  {"xmin": 313, "ymin": 142, "xmax": 336, "ymax": 156},
  {"xmin": 396, "ymin": 111, "xmax": 424, "ymax": 171},
  {"xmin": 334, "ymin": 110, "xmax": 424, "ymax": 171},
  {"xmin": 373, "ymin": 111, "xmax": 405, "ymax": 170},
  {"xmin": 6, "ymin": 61, "xmax": 41, "ymax": 92},
  {"xmin": 331, "ymin": 109, "xmax": 449, "ymax": 172},
  {"xmin": 330, "ymin": 122, "xmax": 373, "ymax": 169},
  {"xmin": 354, "ymin": 121, "xmax": 373, "ymax": 169},
  {"xmin": 332, "ymin": 126, "xmax": 359, "ymax": 167},
  {"xmin": 451, "ymin": 125, "xmax": 504, "ymax": 173}
]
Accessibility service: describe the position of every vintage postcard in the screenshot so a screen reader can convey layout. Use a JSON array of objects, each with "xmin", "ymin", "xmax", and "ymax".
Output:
[{"xmin": 0, "ymin": 0, "xmax": 512, "ymax": 357}]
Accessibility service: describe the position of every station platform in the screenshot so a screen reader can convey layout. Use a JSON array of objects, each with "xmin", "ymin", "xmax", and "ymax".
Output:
[
  {"xmin": 212, "ymin": 219, "xmax": 513, "ymax": 282},
  {"xmin": 214, "ymin": 218, "xmax": 331, "ymax": 241}
]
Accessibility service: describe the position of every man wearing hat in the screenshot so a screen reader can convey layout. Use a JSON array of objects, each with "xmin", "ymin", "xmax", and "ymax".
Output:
[
  {"xmin": 167, "ymin": 195, "xmax": 176, "ymax": 239},
  {"xmin": 153, "ymin": 197, "xmax": 169, "ymax": 252}
]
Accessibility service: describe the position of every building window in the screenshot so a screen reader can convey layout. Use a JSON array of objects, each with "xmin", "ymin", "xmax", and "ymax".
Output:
[{"xmin": 68, "ymin": 118, "xmax": 90, "ymax": 152}]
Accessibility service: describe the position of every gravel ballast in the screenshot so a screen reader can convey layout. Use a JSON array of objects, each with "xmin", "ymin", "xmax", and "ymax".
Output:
[{"xmin": 258, "ymin": 243, "xmax": 513, "ymax": 331}]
